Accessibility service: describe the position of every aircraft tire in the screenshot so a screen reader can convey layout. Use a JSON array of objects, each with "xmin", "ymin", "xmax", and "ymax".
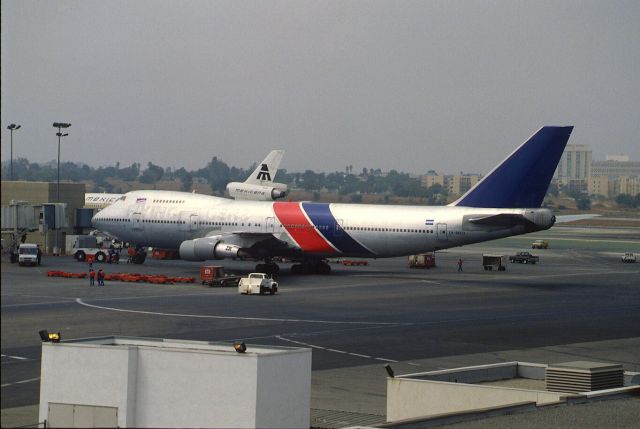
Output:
[{"xmin": 318, "ymin": 262, "xmax": 331, "ymax": 275}]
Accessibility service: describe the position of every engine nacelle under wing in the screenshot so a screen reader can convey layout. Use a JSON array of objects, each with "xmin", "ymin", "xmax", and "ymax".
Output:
[
  {"xmin": 226, "ymin": 182, "xmax": 288, "ymax": 201},
  {"xmin": 179, "ymin": 236, "xmax": 249, "ymax": 261}
]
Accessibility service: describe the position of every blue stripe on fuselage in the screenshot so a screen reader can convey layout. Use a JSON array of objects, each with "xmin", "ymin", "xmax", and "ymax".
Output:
[{"xmin": 301, "ymin": 202, "xmax": 373, "ymax": 256}]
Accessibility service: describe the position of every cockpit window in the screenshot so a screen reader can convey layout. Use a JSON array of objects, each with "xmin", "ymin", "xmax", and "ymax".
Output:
[{"xmin": 119, "ymin": 196, "xmax": 126, "ymax": 201}]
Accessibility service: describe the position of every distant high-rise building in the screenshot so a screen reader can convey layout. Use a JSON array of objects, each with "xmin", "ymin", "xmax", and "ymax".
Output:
[
  {"xmin": 591, "ymin": 159, "xmax": 640, "ymax": 179},
  {"xmin": 555, "ymin": 144, "xmax": 592, "ymax": 185},
  {"xmin": 588, "ymin": 175, "xmax": 611, "ymax": 198},
  {"xmin": 444, "ymin": 174, "xmax": 481, "ymax": 196},
  {"xmin": 606, "ymin": 155, "xmax": 630, "ymax": 162}
]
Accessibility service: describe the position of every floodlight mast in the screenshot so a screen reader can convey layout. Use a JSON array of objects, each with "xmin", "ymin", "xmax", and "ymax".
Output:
[
  {"xmin": 7, "ymin": 124, "xmax": 21, "ymax": 180},
  {"xmin": 52, "ymin": 123, "xmax": 71, "ymax": 202},
  {"xmin": 52, "ymin": 122, "xmax": 71, "ymax": 255}
]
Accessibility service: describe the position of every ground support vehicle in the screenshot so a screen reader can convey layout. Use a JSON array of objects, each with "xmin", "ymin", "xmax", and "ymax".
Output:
[
  {"xmin": 622, "ymin": 253, "xmax": 636, "ymax": 263},
  {"xmin": 408, "ymin": 253, "xmax": 435, "ymax": 268},
  {"xmin": 200, "ymin": 265, "xmax": 242, "ymax": 287},
  {"xmin": 125, "ymin": 246, "xmax": 147, "ymax": 264},
  {"xmin": 152, "ymin": 249, "xmax": 180, "ymax": 260},
  {"xmin": 482, "ymin": 254, "xmax": 507, "ymax": 271},
  {"xmin": 532, "ymin": 239, "xmax": 549, "ymax": 249},
  {"xmin": 18, "ymin": 243, "xmax": 39, "ymax": 266},
  {"xmin": 238, "ymin": 273, "xmax": 278, "ymax": 295},
  {"xmin": 509, "ymin": 252, "xmax": 539, "ymax": 264},
  {"xmin": 342, "ymin": 260, "xmax": 368, "ymax": 266},
  {"xmin": 73, "ymin": 248, "xmax": 111, "ymax": 263}
]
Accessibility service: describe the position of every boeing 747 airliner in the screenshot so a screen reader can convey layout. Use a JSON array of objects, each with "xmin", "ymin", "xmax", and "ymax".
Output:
[{"xmin": 93, "ymin": 126, "xmax": 574, "ymax": 274}]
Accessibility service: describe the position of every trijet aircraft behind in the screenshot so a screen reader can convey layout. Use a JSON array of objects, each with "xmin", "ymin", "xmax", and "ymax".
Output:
[
  {"xmin": 226, "ymin": 149, "xmax": 288, "ymax": 201},
  {"xmin": 93, "ymin": 126, "xmax": 574, "ymax": 274},
  {"xmin": 85, "ymin": 149, "xmax": 288, "ymax": 210}
]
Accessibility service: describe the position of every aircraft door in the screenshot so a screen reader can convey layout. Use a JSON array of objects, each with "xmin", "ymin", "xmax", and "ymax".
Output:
[
  {"xmin": 190, "ymin": 215, "xmax": 198, "ymax": 231},
  {"xmin": 437, "ymin": 223, "xmax": 448, "ymax": 241},
  {"xmin": 265, "ymin": 217, "xmax": 275, "ymax": 233},
  {"xmin": 132, "ymin": 212, "xmax": 143, "ymax": 231},
  {"xmin": 335, "ymin": 219, "xmax": 344, "ymax": 236}
]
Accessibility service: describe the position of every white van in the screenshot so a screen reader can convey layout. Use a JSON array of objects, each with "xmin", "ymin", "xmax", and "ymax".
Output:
[{"xmin": 18, "ymin": 243, "xmax": 39, "ymax": 266}]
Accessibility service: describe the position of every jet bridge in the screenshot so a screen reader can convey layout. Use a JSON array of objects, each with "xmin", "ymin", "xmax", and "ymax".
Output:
[{"xmin": 1, "ymin": 201, "xmax": 68, "ymax": 255}]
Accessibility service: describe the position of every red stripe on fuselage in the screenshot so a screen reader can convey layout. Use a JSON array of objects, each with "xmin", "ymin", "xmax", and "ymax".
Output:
[{"xmin": 273, "ymin": 202, "xmax": 335, "ymax": 253}]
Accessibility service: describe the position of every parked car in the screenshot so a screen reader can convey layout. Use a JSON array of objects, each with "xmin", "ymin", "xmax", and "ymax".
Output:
[
  {"xmin": 622, "ymin": 253, "xmax": 636, "ymax": 263},
  {"xmin": 532, "ymin": 239, "xmax": 549, "ymax": 249},
  {"xmin": 510, "ymin": 252, "xmax": 539, "ymax": 264}
]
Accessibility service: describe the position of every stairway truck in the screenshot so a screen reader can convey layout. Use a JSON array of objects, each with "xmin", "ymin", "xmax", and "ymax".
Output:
[
  {"xmin": 482, "ymin": 254, "xmax": 507, "ymax": 271},
  {"xmin": 238, "ymin": 273, "xmax": 278, "ymax": 295}
]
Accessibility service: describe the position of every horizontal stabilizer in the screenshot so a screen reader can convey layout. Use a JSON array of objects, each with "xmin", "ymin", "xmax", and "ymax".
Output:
[
  {"xmin": 554, "ymin": 214, "xmax": 601, "ymax": 224},
  {"xmin": 452, "ymin": 126, "xmax": 573, "ymax": 208},
  {"xmin": 468, "ymin": 213, "xmax": 537, "ymax": 228}
]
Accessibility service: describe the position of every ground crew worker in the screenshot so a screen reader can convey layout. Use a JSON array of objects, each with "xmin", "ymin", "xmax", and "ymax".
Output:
[
  {"xmin": 89, "ymin": 267, "xmax": 96, "ymax": 286},
  {"xmin": 127, "ymin": 246, "xmax": 136, "ymax": 264},
  {"xmin": 457, "ymin": 258, "xmax": 463, "ymax": 272},
  {"xmin": 97, "ymin": 269, "xmax": 105, "ymax": 286}
]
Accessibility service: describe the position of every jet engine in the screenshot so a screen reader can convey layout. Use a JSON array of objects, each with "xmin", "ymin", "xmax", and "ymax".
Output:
[
  {"xmin": 179, "ymin": 236, "xmax": 249, "ymax": 261},
  {"xmin": 226, "ymin": 182, "xmax": 288, "ymax": 201}
]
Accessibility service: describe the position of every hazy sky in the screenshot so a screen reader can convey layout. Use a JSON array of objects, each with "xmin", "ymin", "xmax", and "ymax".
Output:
[{"xmin": 2, "ymin": 0, "xmax": 639, "ymax": 175}]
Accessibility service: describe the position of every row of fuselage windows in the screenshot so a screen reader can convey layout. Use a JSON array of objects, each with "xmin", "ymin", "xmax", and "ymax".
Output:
[
  {"xmin": 345, "ymin": 226, "xmax": 435, "ymax": 234},
  {"xmin": 152, "ymin": 199, "xmax": 186, "ymax": 204},
  {"xmin": 97, "ymin": 217, "xmax": 440, "ymax": 234}
]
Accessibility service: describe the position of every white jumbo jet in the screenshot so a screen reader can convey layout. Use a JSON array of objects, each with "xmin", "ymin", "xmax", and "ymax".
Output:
[
  {"xmin": 93, "ymin": 126, "xmax": 575, "ymax": 274},
  {"xmin": 85, "ymin": 150, "xmax": 288, "ymax": 209}
]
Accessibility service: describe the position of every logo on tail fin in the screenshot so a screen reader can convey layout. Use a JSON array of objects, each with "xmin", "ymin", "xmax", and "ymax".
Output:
[{"xmin": 256, "ymin": 164, "xmax": 271, "ymax": 181}]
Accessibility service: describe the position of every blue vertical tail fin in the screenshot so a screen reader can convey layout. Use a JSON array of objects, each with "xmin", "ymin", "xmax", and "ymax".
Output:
[{"xmin": 451, "ymin": 126, "xmax": 573, "ymax": 208}]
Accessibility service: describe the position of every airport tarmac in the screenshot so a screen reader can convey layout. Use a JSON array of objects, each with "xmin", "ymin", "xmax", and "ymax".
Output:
[{"xmin": 2, "ymin": 226, "xmax": 639, "ymax": 427}]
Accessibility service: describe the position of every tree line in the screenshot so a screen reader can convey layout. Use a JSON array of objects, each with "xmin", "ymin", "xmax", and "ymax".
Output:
[{"xmin": 1, "ymin": 157, "xmax": 448, "ymax": 204}]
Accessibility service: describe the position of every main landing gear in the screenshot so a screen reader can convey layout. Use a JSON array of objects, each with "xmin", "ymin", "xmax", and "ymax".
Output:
[
  {"xmin": 254, "ymin": 259, "xmax": 332, "ymax": 275},
  {"xmin": 291, "ymin": 260, "xmax": 331, "ymax": 275},
  {"xmin": 255, "ymin": 261, "xmax": 280, "ymax": 276}
]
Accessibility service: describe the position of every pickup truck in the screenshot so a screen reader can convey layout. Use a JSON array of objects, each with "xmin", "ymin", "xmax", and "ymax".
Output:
[
  {"xmin": 531, "ymin": 239, "xmax": 549, "ymax": 249},
  {"xmin": 238, "ymin": 273, "xmax": 278, "ymax": 295},
  {"xmin": 510, "ymin": 252, "xmax": 539, "ymax": 264}
]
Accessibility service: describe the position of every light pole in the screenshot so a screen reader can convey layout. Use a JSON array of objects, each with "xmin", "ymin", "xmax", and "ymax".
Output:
[
  {"xmin": 7, "ymin": 124, "xmax": 21, "ymax": 180},
  {"xmin": 52, "ymin": 122, "xmax": 71, "ymax": 256},
  {"xmin": 53, "ymin": 122, "xmax": 71, "ymax": 202}
]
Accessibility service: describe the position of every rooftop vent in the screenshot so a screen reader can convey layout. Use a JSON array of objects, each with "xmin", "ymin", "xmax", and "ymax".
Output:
[{"xmin": 546, "ymin": 361, "xmax": 623, "ymax": 393}]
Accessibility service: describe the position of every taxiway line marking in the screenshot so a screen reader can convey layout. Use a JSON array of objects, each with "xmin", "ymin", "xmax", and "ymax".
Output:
[
  {"xmin": 75, "ymin": 298, "xmax": 400, "ymax": 325},
  {"xmin": 1, "ymin": 354, "xmax": 28, "ymax": 361},
  {"xmin": 276, "ymin": 336, "xmax": 397, "ymax": 363},
  {"xmin": 1, "ymin": 377, "xmax": 40, "ymax": 388}
]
